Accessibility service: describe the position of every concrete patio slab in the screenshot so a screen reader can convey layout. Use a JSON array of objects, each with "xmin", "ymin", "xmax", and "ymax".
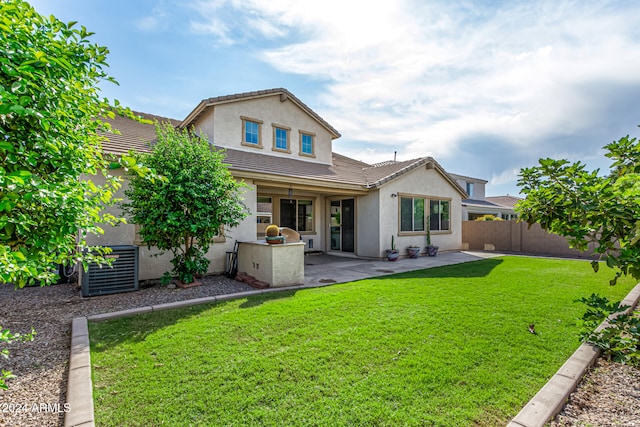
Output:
[{"xmin": 303, "ymin": 251, "xmax": 496, "ymax": 287}]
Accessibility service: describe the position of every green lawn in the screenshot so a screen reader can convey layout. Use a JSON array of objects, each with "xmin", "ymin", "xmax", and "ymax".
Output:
[{"xmin": 89, "ymin": 257, "xmax": 637, "ymax": 426}]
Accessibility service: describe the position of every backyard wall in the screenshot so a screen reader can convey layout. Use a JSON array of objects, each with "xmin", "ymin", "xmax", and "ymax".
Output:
[{"xmin": 462, "ymin": 221, "xmax": 597, "ymax": 258}]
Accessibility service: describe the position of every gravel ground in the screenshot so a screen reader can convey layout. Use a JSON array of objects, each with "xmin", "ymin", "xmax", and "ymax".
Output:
[
  {"xmin": 1, "ymin": 277, "xmax": 640, "ymax": 427},
  {"xmin": 550, "ymin": 359, "xmax": 640, "ymax": 427},
  {"xmin": 0, "ymin": 276, "xmax": 253, "ymax": 427}
]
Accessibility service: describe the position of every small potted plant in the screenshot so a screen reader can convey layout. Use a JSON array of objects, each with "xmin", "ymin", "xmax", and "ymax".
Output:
[
  {"xmin": 265, "ymin": 224, "xmax": 285, "ymax": 244},
  {"xmin": 386, "ymin": 235, "xmax": 400, "ymax": 261},
  {"xmin": 407, "ymin": 245, "xmax": 421, "ymax": 259},
  {"xmin": 426, "ymin": 219, "xmax": 439, "ymax": 257}
]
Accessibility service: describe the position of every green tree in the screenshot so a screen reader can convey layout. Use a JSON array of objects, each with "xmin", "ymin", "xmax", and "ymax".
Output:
[
  {"xmin": 1, "ymin": 0, "xmax": 139, "ymax": 287},
  {"xmin": 124, "ymin": 123, "xmax": 249, "ymax": 284},
  {"xmin": 1, "ymin": 327, "xmax": 34, "ymax": 390},
  {"xmin": 517, "ymin": 133, "xmax": 640, "ymax": 284}
]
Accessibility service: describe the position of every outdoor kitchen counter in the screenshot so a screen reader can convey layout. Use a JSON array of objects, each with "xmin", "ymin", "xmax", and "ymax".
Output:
[{"xmin": 237, "ymin": 240, "xmax": 305, "ymax": 287}]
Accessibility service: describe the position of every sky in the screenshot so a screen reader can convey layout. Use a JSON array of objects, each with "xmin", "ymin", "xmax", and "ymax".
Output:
[{"xmin": 30, "ymin": 0, "xmax": 640, "ymax": 196}]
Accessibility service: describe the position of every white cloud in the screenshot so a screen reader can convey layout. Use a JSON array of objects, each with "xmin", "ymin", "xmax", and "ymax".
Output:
[
  {"xmin": 135, "ymin": 3, "xmax": 169, "ymax": 32},
  {"xmin": 189, "ymin": 0, "xmax": 640, "ymax": 190}
]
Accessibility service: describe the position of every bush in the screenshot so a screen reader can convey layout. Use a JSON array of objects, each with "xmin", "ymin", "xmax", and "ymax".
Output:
[
  {"xmin": 475, "ymin": 215, "xmax": 504, "ymax": 221},
  {"xmin": 577, "ymin": 293, "xmax": 640, "ymax": 366}
]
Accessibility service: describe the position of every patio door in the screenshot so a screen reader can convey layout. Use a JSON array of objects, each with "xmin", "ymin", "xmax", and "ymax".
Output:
[{"xmin": 329, "ymin": 198, "xmax": 354, "ymax": 253}]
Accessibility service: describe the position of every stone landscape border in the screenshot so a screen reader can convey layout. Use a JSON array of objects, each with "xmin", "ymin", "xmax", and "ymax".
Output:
[{"xmin": 64, "ymin": 281, "xmax": 640, "ymax": 427}]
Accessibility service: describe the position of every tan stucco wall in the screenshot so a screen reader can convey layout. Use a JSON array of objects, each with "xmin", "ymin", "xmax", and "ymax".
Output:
[
  {"xmin": 192, "ymin": 94, "xmax": 334, "ymax": 165},
  {"xmin": 462, "ymin": 221, "xmax": 597, "ymax": 257},
  {"xmin": 237, "ymin": 241, "xmax": 305, "ymax": 287},
  {"xmin": 375, "ymin": 166, "xmax": 463, "ymax": 257},
  {"xmin": 356, "ymin": 191, "xmax": 381, "ymax": 257},
  {"xmin": 84, "ymin": 170, "xmax": 257, "ymax": 281}
]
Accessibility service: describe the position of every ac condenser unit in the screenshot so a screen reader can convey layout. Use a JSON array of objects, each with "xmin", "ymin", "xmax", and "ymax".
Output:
[{"xmin": 81, "ymin": 245, "xmax": 139, "ymax": 297}]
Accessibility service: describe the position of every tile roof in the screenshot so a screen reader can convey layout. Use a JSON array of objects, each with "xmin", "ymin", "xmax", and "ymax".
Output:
[
  {"xmin": 99, "ymin": 111, "xmax": 180, "ymax": 156},
  {"xmin": 363, "ymin": 158, "xmax": 432, "ymax": 187},
  {"xmin": 221, "ymin": 147, "xmax": 369, "ymax": 186},
  {"xmin": 100, "ymin": 111, "xmax": 466, "ymax": 196},
  {"xmin": 180, "ymin": 88, "xmax": 341, "ymax": 139},
  {"xmin": 486, "ymin": 195, "xmax": 522, "ymax": 209},
  {"xmin": 462, "ymin": 199, "xmax": 504, "ymax": 208},
  {"xmin": 462, "ymin": 197, "xmax": 520, "ymax": 211}
]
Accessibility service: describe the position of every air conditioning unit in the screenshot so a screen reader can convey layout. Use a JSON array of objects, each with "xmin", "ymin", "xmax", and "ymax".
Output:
[{"xmin": 81, "ymin": 245, "xmax": 139, "ymax": 297}]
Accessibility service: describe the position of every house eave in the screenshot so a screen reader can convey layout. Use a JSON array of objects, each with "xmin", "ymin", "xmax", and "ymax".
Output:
[{"xmin": 231, "ymin": 170, "xmax": 368, "ymax": 195}]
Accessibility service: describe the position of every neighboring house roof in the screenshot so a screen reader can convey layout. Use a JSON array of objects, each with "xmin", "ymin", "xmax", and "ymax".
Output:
[
  {"xmin": 100, "ymin": 111, "xmax": 180, "ymax": 156},
  {"xmin": 462, "ymin": 199, "xmax": 505, "ymax": 208},
  {"xmin": 462, "ymin": 197, "xmax": 520, "ymax": 212},
  {"xmin": 180, "ymin": 88, "xmax": 342, "ymax": 139},
  {"xmin": 486, "ymin": 195, "xmax": 522, "ymax": 209},
  {"xmin": 448, "ymin": 172, "xmax": 488, "ymax": 184}
]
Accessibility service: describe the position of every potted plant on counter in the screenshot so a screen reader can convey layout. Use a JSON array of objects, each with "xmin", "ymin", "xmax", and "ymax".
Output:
[
  {"xmin": 386, "ymin": 235, "xmax": 400, "ymax": 261},
  {"xmin": 265, "ymin": 224, "xmax": 285, "ymax": 244}
]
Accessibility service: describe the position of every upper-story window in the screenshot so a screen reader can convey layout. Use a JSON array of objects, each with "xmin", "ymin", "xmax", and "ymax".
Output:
[
  {"xmin": 272, "ymin": 125, "xmax": 291, "ymax": 152},
  {"xmin": 300, "ymin": 131, "xmax": 315, "ymax": 157},
  {"xmin": 466, "ymin": 182, "xmax": 474, "ymax": 198},
  {"xmin": 242, "ymin": 116, "xmax": 263, "ymax": 148}
]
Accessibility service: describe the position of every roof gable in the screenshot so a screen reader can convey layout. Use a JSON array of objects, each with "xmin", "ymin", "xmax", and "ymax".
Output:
[
  {"xmin": 179, "ymin": 88, "xmax": 341, "ymax": 139},
  {"xmin": 362, "ymin": 158, "xmax": 468, "ymax": 197}
]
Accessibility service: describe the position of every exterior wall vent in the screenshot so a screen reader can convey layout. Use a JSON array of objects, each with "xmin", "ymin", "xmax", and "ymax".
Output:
[{"xmin": 81, "ymin": 245, "xmax": 139, "ymax": 297}]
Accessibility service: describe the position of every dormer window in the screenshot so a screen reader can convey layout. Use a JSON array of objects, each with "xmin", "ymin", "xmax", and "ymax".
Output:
[
  {"xmin": 466, "ymin": 182, "xmax": 474, "ymax": 198},
  {"xmin": 300, "ymin": 131, "xmax": 315, "ymax": 157},
  {"xmin": 241, "ymin": 116, "xmax": 263, "ymax": 148},
  {"xmin": 272, "ymin": 125, "xmax": 291, "ymax": 153}
]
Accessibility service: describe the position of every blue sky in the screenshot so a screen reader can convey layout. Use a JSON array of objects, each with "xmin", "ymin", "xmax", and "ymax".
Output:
[{"xmin": 30, "ymin": 0, "xmax": 640, "ymax": 196}]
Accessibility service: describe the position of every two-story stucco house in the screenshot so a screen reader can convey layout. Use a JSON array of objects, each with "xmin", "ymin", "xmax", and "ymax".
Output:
[
  {"xmin": 449, "ymin": 173, "xmax": 521, "ymax": 221},
  {"xmin": 90, "ymin": 88, "xmax": 467, "ymax": 280}
]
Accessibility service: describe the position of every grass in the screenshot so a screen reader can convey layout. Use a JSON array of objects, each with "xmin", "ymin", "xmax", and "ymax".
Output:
[{"xmin": 89, "ymin": 256, "xmax": 637, "ymax": 426}]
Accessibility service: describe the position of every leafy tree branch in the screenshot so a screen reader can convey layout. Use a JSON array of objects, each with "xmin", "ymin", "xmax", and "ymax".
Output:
[
  {"xmin": 517, "ymin": 133, "xmax": 640, "ymax": 285},
  {"xmin": 123, "ymin": 123, "xmax": 249, "ymax": 284}
]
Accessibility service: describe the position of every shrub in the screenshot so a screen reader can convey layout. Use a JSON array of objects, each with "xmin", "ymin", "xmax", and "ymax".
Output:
[
  {"xmin": 475, "ymin": 215, "xmax": 504, "ymax": 221},
  {"xmin": 577, "ymin": 293, "xmax": 640, "ymax": 366}
]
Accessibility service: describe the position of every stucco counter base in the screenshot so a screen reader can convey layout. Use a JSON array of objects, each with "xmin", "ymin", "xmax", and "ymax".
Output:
[{"xmin": 237, "ymin": 241, "xmax": 305, "ymax": 287}]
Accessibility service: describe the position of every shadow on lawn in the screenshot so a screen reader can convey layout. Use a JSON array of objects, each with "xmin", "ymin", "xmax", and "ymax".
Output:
[
  {"xmin": 238, "ymin": 290, "xmax": 297, "ymax": 309},
  {"xmin": 368, "ymin": 257, "xmax": 504, "ymax": 281},
  {"xmin": 89, "ymin": 291, "xmax": 298, "ymax": 352}
]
